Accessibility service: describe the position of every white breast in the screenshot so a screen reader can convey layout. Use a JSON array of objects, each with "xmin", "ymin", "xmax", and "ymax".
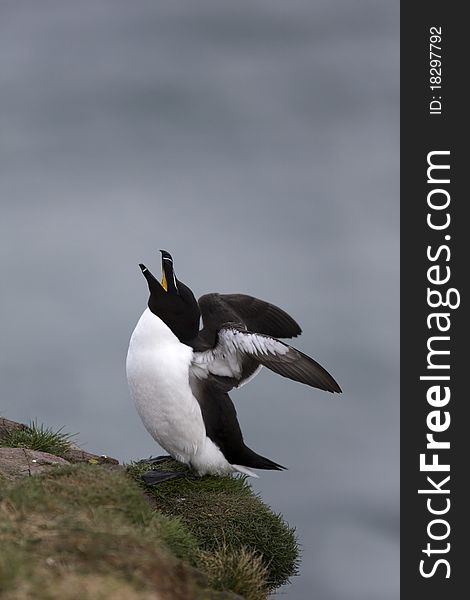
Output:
[{"xmin": 126, "ymin": 308, "xmax": 232, "ymax": 474}]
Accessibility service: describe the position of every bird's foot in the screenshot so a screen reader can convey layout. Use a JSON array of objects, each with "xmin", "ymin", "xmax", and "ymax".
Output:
[
  {"xmin": 136, "ymin": 455, "xmax": 172, "ymax": 466},
  {"xmin": 141, "ymin": 470, "xmax": 196, "ymax": 486}
]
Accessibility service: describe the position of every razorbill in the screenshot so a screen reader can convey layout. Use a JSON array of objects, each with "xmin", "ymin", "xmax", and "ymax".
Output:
[{"xmin": 126, "ymin": 250, "xmax": 341, "ymax": 483}]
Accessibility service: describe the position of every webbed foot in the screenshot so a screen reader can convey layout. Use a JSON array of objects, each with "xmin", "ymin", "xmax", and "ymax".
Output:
[{"xmin": 141, "ymin": 470, "xmax": 196, "ymax": 485}]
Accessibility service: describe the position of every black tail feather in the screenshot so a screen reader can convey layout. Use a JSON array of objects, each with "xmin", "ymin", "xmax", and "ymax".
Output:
[{"xmin": 237, "ymin": 445, "xmax": 287, "ymax": 471}]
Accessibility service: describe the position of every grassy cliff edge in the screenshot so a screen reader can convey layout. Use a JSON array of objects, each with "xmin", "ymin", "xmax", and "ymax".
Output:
[{"xmin": 0, "ymin": 418, "xmax": 300, "ymax": 600}]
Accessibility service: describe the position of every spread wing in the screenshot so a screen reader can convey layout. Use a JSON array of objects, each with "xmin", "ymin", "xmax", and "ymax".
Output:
[
  {"xmin": 190, "ymin": 324, "xmax": 342, "ymax": 394},
  {"xmin": 197, "ymin": 293, "xmax": 301, "ymax": 345},
  {"xmin": 193, "ymin": 292, "xmax": 303, "ymax": 386}
]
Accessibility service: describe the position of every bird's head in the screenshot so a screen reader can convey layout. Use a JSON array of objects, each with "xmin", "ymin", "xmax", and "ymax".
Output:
[{"xmin": 139, "ymin": 250, "xmax": 200, "ymax": 343}]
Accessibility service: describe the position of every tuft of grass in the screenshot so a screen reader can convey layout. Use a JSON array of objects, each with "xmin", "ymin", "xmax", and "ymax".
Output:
[
  {"xmin": 146, "ymin": 512, "xmax": 200, "ymax": 565},
  {"xmin": 129, "ymin": 459, "xmax": 300, "ymax": 589},
  {"xmin": 199, "ymin": 544, "xmax": 269, "ymax": 600},
  {"xmin": 0, "ymin": 421, "xmax": 74, "ymax": 457}
]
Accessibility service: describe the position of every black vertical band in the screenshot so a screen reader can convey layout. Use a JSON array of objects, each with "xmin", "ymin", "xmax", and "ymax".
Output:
[{"xmin": 401, "ymin": 3, "xmax": 465, "ymax": 598}]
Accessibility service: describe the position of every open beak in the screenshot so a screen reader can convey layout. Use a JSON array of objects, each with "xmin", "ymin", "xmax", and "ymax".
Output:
[
  {"xmin": 139, "ymin": 251, "xmax": 177, "ymax": 294},
  {"xmin": 160, "ymin": 250, "xmax": 177, "ymax": 293},
  {"xmin": 161, "ymin": 266, "xmax": 168, "ymax": 292},
  {"xmin": 139, "ymin": 263, "xmax": 160, "ymax": 288}
]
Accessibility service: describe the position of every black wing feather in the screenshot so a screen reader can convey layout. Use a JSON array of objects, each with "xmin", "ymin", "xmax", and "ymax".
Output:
[
  {"xmin": 197, "ymin": 293, "xmax": 301, "ymax": 345},
  {"xmin": 218, "ymin": 294, "xmax": 302, "ymax": 338},
  {"xmin": 192, "ymin": 325, "xmax": 342, "ymax": 394},
  {"xmin": 258, "ymin": 346, "xmax": 342, "ymax": 392}
]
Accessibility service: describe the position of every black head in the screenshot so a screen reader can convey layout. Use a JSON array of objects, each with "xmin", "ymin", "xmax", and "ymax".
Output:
[{"xmin": 139, "ymin": 250, "xmax": 200, "ymax": 343}]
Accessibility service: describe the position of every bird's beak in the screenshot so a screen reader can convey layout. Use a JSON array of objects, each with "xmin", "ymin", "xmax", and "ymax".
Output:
[
  {"xmin": 160, "ymin": 250, "xmax": 177, "ymax": 293},
  {"xmin": 139, "ymin": 263, "xmax": 162, "ymax": 289}
]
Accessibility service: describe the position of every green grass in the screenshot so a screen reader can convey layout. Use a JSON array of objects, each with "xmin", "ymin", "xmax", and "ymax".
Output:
[
  {"xmin": 0, "ymin": 421, "xmax": 74, "ymax": 457},
  {"xmin": 0, "ymin": 465, "xmax": 207, "ymax": 600},
  {"xmin": 129, "ymin": 459, "xmax": 300, "ymax": 590},
  {"xmin": 0, "ymin": 443, "xmax": 300, "ymax": 599},
  {"xmin": 199, "ymin": 544, "xmax": 270, "ymax": 600}
]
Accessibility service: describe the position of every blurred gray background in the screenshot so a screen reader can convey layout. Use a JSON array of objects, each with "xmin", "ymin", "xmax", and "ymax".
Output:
[{"xmin": 0, "ymin": 1, "xmax": 399, "ymax": 598}]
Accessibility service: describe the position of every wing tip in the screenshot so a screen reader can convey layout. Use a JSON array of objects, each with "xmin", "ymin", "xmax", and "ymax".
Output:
[
  {"xmin": 288, "ymin": 324, "xmax": 302, "ymax": 339},
  {"xmin": 327, "ymin": 379, "xmax": 342, "ymax": 394},
  {"xmin": 273, "ymin": 316, "xmax": 302, "ymax": 339}
]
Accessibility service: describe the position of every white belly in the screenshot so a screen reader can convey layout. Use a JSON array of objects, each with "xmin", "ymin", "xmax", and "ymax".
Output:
[{"xmin": 126, "ymin": 308, "xmax": 232, "ymax": 475}]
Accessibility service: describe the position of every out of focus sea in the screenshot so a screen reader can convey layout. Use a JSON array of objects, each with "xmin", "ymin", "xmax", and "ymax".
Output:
[{"xmin": 0, "ymin": 2, "xmax": 398, "ymax": 598}]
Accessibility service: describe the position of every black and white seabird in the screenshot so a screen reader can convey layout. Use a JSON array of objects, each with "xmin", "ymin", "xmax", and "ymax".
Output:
[{"xmin": 126, "ymin": 250, "xmax": 341, "ymax": 483}]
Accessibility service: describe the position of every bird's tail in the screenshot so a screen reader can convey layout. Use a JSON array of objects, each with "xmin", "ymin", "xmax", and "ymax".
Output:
[{"xmin": 233, "ymin": 445, "xmax": 287, "ymax": 474}]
